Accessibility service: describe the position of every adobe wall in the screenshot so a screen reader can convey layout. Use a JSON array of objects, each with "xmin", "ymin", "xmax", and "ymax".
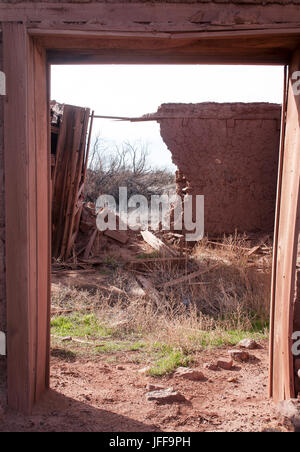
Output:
[{"xmin": 157, "ymin": 103, "xmax": 281, "ymax": 236}]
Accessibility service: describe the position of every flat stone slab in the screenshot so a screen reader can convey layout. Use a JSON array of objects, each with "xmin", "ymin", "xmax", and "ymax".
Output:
[
  {"xmin": 174, "ymin": 367, "xmax": 205, "ymax": 381},
  {"xmin": 216, "ymin": 359, "xmax": 233, "ymax": 370},
  {"xmin": 228, "ymin": 349, "xmax": 250, "ymax": 362},
  {"xmin": 146, "ymin": 387, "xmax": 186, "ymax": 404},
  {"xmin": 203, "ymin": 362, "xmax": 219, "ymax": 371},
  {"xmin": 238, "ymin": 339, "xmax": 259, "ymax": 350}
]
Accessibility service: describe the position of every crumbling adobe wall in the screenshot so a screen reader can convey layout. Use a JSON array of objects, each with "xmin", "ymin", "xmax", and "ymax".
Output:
[{"xmin": 158, "ymin": 103, "xmax": 281, "ymax": 235}]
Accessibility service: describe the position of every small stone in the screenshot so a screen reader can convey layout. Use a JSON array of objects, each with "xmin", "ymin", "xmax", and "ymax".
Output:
[
  {"xmin": 277, "ymin": 399, "xmax": 300, "ymax": 432},
  {"xmin": 174, "ymin": 367, "xmax": 205, "ymax": 381},
  {"xmin": 228, "ymin": 377, "xmax": 238, "ymax": 383},
  {"xmin": 203, "ymin": 362, "xmax": 218, "ymax": 371},
  {"xmin": 216, "ymin": 359, "xmax": 233, "ymax": 370},
  {"xmin": 228, "ymin": 349, "xmax": 250, "ymax": 362},
  {"xmin": 61, "ymin": 336, "xmax": 72, "ymax": 342},
  {"xmin": 116, "ymin": 365, "xmax": 125, "ymax": 370},
  {"xmin": 138, "ymin": 366, "xmax": 151, "ymax": 374},
  {"xmin": 146, "ymin": 387, "xmax": 186, "ymax": 404},
  {"xmin": 238, "ymin": 338, "xmax": 259, "ymax": 350},
  {"xmin": 146, "ymin": 383, "xmax": 165, "ymax": 391}
]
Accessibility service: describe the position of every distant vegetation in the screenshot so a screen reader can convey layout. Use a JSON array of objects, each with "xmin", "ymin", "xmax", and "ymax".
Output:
[{"xmin": 85, "ymin": 137, "xmax": 175, "ymax": 203}]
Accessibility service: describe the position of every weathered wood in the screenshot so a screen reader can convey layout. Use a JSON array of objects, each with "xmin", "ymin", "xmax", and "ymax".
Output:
[
  {"xmin": 83, "ymin": 229, "xmax": 98, "ymax": 260},
  {"xmin": 52, "ymin": 105, "xmax": 90, "ymax": 260},
  {"xmin": 270, "ymin": 60, "xmax": 287, "ymax": 396},
  {"xmin": 3, "ymin": 23, "xmax": 49, "ymax": 413},
  {"xmin": 159, "ymin": 264, "xmax": 219, "ymax": 289},
  {"xmin": 141, "ymin": 231, "xmax": 179, "ymax": 257},
  {"xmin": 3, "ymin": 2, "xmax": 300, "ymax": 34},
  {"xmin": 128, "ymin": 257, "xmax": 187, "ymax": 268},
  {"xmin": 135, "ymin": 275, "xmax": 161, "ymax": 305},
  {"xmin": 65, "ymin": 108, "xmax": 90, "ymax": 258},
  {"xmin": 32, "ymin": 38, "xmax": 49, "ymax": 401},
  {"xmin": 104, "ymin": 229, "xmax": 128, "ymax": 244},
  {"xmin": 271, "ymin": 50, "xmax": 300, "ymax": 402},
  {"xmin": 45, "ymin": 35, "xmax": 297, "ymax": 65},
  {"xmin": 59, "ymin": 108, "xmax": 84, "ymax": 258},
  {"xmin": 247, "ymin": 245, "xmax": 262, "ymax": 257}
]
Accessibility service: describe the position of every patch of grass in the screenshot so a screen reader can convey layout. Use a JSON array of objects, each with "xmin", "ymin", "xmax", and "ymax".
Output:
[
  {"xmin": 103, "ymin": 256, "xmax": 118, "ymax": 269},
  {"xmin": 51, "ymin": 235, "xmax": 272, "ymax": 367},
  {"xmin": 185, "ymin": 328, "xmax": 268, "ymax": 349},
  {"xmin": 96, "ymin": 340, "xmax": 147, "ymax": 354},
  {"xmin": 51, "ymin": 313, "xmax": 112, "ymax": 338},
  {"xmin": 148, "ymin": 348, "xmax": 191, "ymax": 376},
  {"xmin": 51, "ymin": 347, "xmax": 77, "ymax": 362},
  {"xmin": 136, "ymin": 251, "xmax": 160, "ymax": 259}
]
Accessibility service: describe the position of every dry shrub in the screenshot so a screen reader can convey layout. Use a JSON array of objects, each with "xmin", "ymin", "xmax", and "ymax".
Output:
[{"xmin": 51, "ymin": 234, "xmax": 271, "ymax": 352}]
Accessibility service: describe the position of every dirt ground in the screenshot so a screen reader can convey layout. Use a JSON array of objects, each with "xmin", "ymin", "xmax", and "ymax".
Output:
[{"xmin": 0, "ymin": 340, "xmax": 286, "ymax": 432}]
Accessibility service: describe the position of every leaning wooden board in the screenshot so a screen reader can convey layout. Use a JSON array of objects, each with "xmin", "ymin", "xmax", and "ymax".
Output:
[
  {"xmin": 270, "ymin": 49, "xmax": 300, "ymax": 402},
  {"xmin": 51, "ymin": 104, "xmax": 90, "ymax": 260}
]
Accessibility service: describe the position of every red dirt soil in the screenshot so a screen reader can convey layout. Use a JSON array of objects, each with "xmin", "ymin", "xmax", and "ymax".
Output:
[{"xmin": 0, "ymin": 340, "xmax": 285, "ymax": 432}]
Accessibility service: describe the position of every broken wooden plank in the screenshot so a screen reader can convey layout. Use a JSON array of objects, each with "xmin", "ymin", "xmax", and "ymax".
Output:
[
  {"xmin": 247, "ymin": 245, "xmax": 262, "ymax": 257},
  {"xmin": 141, "ymin": 230, "xmax": 179, "ymax": 257},
  {"xmin": 104, "ymin": 229, "xmax": 128, "ymax": 244},
  {"xmin": 78, "ymin": 258, "xmax": 104, "ymax": 265},
  {"xmin": 51, "ymin": 269, "xmax": 97, "ymax": 275},
  {"xmin": 83, "ymin": 229, "xmax": 98, "ymax": 260},
  {"xmin": 98, "ymin": 285, "xmax": 126, "ymax": 296},
  {"xmin": 158, "ymin": 264, "xmax": 219, "ymax": 289},
  {"xmin": 128, "ymin": 257, "xmax": 187, "ymax": 268},
  {"xmin": 135, "ymin": 275, "xmax": 161, "ymax": 304}
]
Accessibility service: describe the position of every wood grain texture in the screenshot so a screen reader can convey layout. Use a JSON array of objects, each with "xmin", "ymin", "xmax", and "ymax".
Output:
[
  {"xmin": 269, "ymin": 65, "xmax": 288, "ymax": 398},
  {"xmin": 3, "ymin": 24, "xmax": 49, "ymax": 413},
  {"xmin": 51, "ymin": 105, "xmax": 90, "ymax": 260},
  {"xmin": 271, "ymin": 48, "xmax": 300, "ymax": 402},
  {"xmin": 43, "ymin": 33, "xmax": 300, "ymax": 65},
  {"xmin": 2, "ymin": 2, "xmax": 300, "ymax": 32}
]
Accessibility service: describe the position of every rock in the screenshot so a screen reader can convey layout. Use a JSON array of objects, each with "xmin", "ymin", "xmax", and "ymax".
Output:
[
  {"xmin": 116, "ymin": 365, "xmax": 125, "ymax": 370},
  {"xmin": 228, "ymin": 349, "xmax": 250, "ymax": 362},
  {"xmin": 146, "ymin": 383, "xmax": 165, "ymax": 391},
  {"xmin": 238, "ymin": 338, "xmax": 259, "ymax": 349},
  {"xmin": 203, "ymin": 362, "xmax": 218, "ymax": 371},
  {"xmin": 146, "ymin": 387, "xmax": 186, "ymax": 404},
  {"xmin": 216, "ymin": 359, "xmax": 233, "ymax": 370},
  {"xmin": 61, "ymin": 336, "xmax": 72, "ymax": 342},
  {"xmin": 277, "ymin": 399, "xmax": 300, "ymax": 432},
  {"xmin": 228, "ymin": 377, "xmax": 238, "ymax": 383},
  {"xmin": 174, "ymin": 367, "xmax": 205, "ymax": 381},
  {"xmin": 138, "ymin": 366, "xmax": 151, "ymax": 374}
]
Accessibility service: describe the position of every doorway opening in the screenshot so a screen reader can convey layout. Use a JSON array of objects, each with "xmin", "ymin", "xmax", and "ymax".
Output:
[{"xmin": 46, "ymin": 63, "xmax": 286, "ymax": 431}]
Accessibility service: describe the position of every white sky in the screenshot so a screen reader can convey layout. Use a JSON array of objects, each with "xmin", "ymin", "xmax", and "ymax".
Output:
[{"xmin": 51, "ymin": 65, "xmax": 284, "ymax": 170}]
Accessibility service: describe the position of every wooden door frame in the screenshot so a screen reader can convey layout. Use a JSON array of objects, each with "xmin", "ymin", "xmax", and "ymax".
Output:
[
  {"xmin": 3, "ymin": 24, "xmax": 50, "ymax": 413},
  {"xmin": 2, "ymin": 22, "xmax": 300, "ymax": 412}
]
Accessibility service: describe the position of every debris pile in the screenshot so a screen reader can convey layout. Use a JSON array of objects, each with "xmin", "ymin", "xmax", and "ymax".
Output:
[{"xmin": 51, "ymin": 101, "xmax": 91, "ymax": 261}]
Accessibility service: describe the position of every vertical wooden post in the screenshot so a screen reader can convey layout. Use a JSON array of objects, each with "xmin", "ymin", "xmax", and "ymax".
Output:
[
  {"xmin": 3, "ymin": 23, "xmax": 49, "ymax": 413},
  {"xmin": 270, "ymin": 48, "xmax": 300, "ymax": 402}
]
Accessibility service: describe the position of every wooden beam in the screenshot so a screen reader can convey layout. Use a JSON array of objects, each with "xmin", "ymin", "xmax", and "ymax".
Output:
[
  {"xmin": 141, "ymin": 231, "xmax": 178, "ymax": 258},
  {"xmin": 3, "ymin": 24, "xmax": 49, "ymax": 413},
  {"xmin": 269, "ymin": 65, "xmax": 288, "ymax": 398},
  {"xmin": 271, "ymin": 48, "xmax": 300, "ymax": 402},
  {"xmin": 2, "ymin": 2, "xmax": 300, "ymax": 33}
]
